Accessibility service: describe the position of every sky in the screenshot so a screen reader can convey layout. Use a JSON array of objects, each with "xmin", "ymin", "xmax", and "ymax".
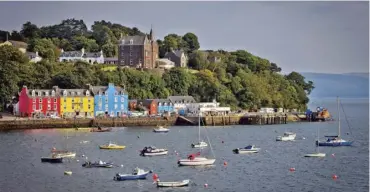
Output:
[{"xmin": 0, "ymin": 1, "xmax": 368, "ymax": 74}]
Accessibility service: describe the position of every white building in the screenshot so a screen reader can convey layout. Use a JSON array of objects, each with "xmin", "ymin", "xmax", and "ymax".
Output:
[
  {"xmin": 156, "ymin": 58, "xmax": 175, "ymax": 69},
  {"xmin": 188, "ymin": 99, "xmax": 230, "ymax": 115},
  {"xmin": 27, "ymin": 51, "xmax": 42, "ymax": 63},
  {"xmin": 59, "ymin": 48, "xmax": 104, "ymax": 64}
]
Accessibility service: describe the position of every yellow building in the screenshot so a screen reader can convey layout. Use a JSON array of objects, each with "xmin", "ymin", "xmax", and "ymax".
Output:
[
  {"xmin": 59, "ymin": 89, "xmax": 94, "ymax": 118},
  {"xmin": 0, "ymin": 40, "xmax": 27, "ymax": 53}
]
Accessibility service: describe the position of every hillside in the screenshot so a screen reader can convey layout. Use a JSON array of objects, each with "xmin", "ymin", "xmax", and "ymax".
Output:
[{"xmin": 302, "ymin": 72, "xmax": 369, "ymax": 99}]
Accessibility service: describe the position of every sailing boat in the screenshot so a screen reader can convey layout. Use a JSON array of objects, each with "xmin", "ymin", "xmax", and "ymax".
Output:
[
  {"xmin": 191, "ymin": 114, "xmax": 208, "ymax": 148},
  {"xmin": 304, "ymin": 123, "xmax": 326, "ymax": 157},
  {"xmin": 52, "ymin": 130, "xmax": 76, "ymax": 158},
  {"xmin": 316, "ymin": 97, "xmax": 353, "ymax": 147},
  {"xmin": 178, "ymin": 112, "xmax": 215, "ymax": 166}
]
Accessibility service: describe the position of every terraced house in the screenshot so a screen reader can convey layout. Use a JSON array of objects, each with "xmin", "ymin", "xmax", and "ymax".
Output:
[
  {"xmin": 18, "ymin": 86, "xmax": 60, "ymax": 117},
  {"xmin": 88, "ymin": 83, "xmax": 128, "ymax": 117},
  {"xmin": 58, "ymin": 88, "xmax": 94, "ymax": 118}
]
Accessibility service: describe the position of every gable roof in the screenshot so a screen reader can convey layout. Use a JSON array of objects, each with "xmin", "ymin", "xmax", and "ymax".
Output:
[
  {"xmin": 164, "ymin": 50, "xmax": 186, "ymax": 58},
  {"xmin": 58, "ymin": 89, "xmax": 91, "ymax": 97},
  {"xmin": 168, "ymin": 96, "xmax": 196, "ymax": 104},
  {"xmin": 118, "ymin": 35, "xmax": 146, "ymax": 45},
  {"xmin": 60, "ymin": 51, "xmax": 83, "ymax": 57},
  {"xmin": 83, "ymin": 52, "xmax": 103, "ymax": 58}
]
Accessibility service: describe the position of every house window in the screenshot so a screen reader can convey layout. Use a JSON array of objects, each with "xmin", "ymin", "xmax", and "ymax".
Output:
[
  {"xmin": 114, "ymin": 104, "xmax": 118, "ymax": 109},
  {"xmin": 121, "ymin": 97, "xmax": 124, "ymax": 102},
  {"xmin": 63, "ymin": 90, "xmax": 67, "ymax": 96},
  {"xmin": 105, "ymin": 92, "xmax": 108, "ymax": 96},
  {"xmin": 139, "ymin": 59, "xmax": 142, "ymax": 64},
  {"xmin": 64, "ymin": 105, "xmax": 66, "ymax": 110},
  {"xmin": 51, "ymin": 91, "xmax": 55, "ymax": 96},
  {"xmin": 130, "ymin": 39, "xmax": 133, "ymax": 44},
  {"xmin": 130, "ymin": 52, "xmax": 132, "ymax": 56},
  {"xmin": 38, "ymin": 91, "xmax": 41, "ymax": 96},
  {"xmin": 47, "ymin": 104, "xmax": 51, "ymax": 110},
  {"xmin": 105, "ymin": 98, "xmax": 108, "ymax": 103},
  {"xmin": 121, "ymin": 59, "xmax": 125, "ymax": 64},
  {"xmin": 77, "ymin": 92, "xmax": 81, "ymax": 96},
  {"xmin": 64, "ymin": 98, "xmax": 66, "ymax": 102},
  {"xmin": 86, "ymin": 90, "xmax": 90, "ymax": 96},
  {"xmin": 115, "ymin": 97, "xmax": 118, "ymax": 102},
  {"xmin": 145, "ymin": 51, "xmax": 148, "ymax": 57},
  {"xmin": 114, "ymin": 92, "xmax": 118, "ymax": 96},
  {"xmin": 130, "ymin": 59, "xmax": 132, "ymax": 64},
  {"xmin": 88, "ymin": 105, "xmax": 91, "ymax": 110},
  {"xmin": 72, "ymin": 99, "xmax": 74, "ymax": 103},
  {"xmin": 39, "ymin": 99, "xmax": 42, "ymax": 103},
  {"xmin": 54, "ymin": 104, "xmax": 57, "ymax": 109},
  {"xmin": 31, "ymin": 91, "xmax": 35, "ymax": 96},
  {"xmin": 48, "ymin": 99, "xmax": 51, "ymax": 103},
  {"xmin": 105, "ymin": 104, "xmax": 108, "ymax": 111},
  {"xmin": 33, "ymin": 105, "xmax": 36, "ymax": 110},
  {"xmin": 158, "ymin": 103, "xmax": 162, "ymax": 106},
  {"xmin": 99, "ymin": 97, "xmax": 102, "ymax": 102},
  {"xmin": 45, "ymin": 92, "xmax": 49, "ymax": 97},
  {"xmin": 88, "ymin": 98, "xmax": 90, "ymax": 102},
  {"xmin": 33, "ymin": 99, "xmax": 36, "ymax": 103},
  {"xmin": 121, "ymin": 104, "xmax": 124, "ymax": 110},
  {"xmin": 71, "ymin": 92, "xmax": 75, "ymax": 96},
  {"xmin": 54, "ymin": 98, "xmax": 57, "ymax": 103},
  {"xmin": 99, "ymin": 91, "xmax": 102, "ymax": 95},
  {"xmin": 39, "ymin": 105, "xmax": 42, "ymax": 110}
]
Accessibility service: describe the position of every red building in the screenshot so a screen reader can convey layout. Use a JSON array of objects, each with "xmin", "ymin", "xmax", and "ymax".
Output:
[
  {"xmin": 137, "ymin": 99, "xmax": 157, "ymax": 115},
  {"xmin": 19, "ymin": 86, "xmax": 61, "ymax": 117}
]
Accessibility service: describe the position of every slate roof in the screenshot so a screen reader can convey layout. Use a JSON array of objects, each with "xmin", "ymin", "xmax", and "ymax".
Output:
[
  {"xmin": 88, "ymin": 85, "xmax": 127, "ymax": 95},
  {"xmin": 118, "ymin": 36, "xmax": 146, "ymax": 45},
  {"xmin": 105, "ymin": 57, "xmax": 118, "ymax": 62},
  {"xmin": 60, "ymin": 51, "xmax": 83, "ymax": 57},
  {"xmin": 27, "ymin": 89, "xmax": 59, "ymax": 97},
  {"xmin": 83, "ymin": 52, "xmax": 102, "ymax": 58},
  {"xmin": 164, "ymin": 50, "xmax": 185, "ymax": 58},
  {"xmin": 168, "ymin": 96, "xmax": 196, "ymax": 104},
  {"xmin": 8, "ymin": 40, "xmax": 28, "ymax": 49},
  {"xmin": 58, "ymin": 89, "xmax": 91, "ymax": 97}
]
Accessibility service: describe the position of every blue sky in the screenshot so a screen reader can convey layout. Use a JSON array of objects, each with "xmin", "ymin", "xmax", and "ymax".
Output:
[{"xmin": 0, "ymin": 1, "xmax": 368, "ymax": 74}]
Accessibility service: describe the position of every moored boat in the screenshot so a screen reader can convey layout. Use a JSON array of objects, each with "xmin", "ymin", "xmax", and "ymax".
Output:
[
  {"xmin": 191, "ymin": 141, "xmax": 208, "ymax": 148},
  {"xmin": 140, "ymin": 146, "xmax": 168, "ymax": 156},
  {"xmin": 304, "ymin": 153, "xmax": 326, "ymax": 157},
  {"xmin": 114, "ymin": 167, "xmax": 152, "ymax": 181},
  {"xmin": 178, "ymin": 152, "xmax": 215, "ymax": 166},
  {"xmin": 51, "ymin": 148, "xmax": 76, "ymax": 158},
  {"xmin": 99, "ymin": 142, "xmax": 126, "ymax": 150},
  {"xmin": 156, "ymin": 180, "xmax": 190, "ymax": 187},
  {"xmin": 276, "ymin": 132, "xmax": 296, "ymax": 141},
  {"xmin": 82, "ymin": 160, "xmax": 114, "ymax": 168},
  {"xmin": 41, "ymin": 154, "xmax": 63, "ymax": 163},
  {"xmin": 233, "ymin": 145, "xmax": 260, "ymax": 154},
  {"xmin": 64, "ymin": 171, "xmax": 72, "ymax": 175},
  {"xmin": 153, "ymin": 126, "xmax": 170, "ymax": 133}
]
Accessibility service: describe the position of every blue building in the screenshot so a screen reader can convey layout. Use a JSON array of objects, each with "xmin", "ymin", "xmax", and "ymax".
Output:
[
  {"xmin": 156, "ymin": 99, "xmax": 174, "ymax": 114},
  {"xmin": 88, "ymin": 83, "xmax": 128, "ymax": 117}
]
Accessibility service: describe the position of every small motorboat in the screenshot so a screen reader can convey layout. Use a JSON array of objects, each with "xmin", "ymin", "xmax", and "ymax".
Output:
[
  {"xmin": 51, "ymin": 149, "xmax": 76, "ymax": 158},
  {"xmin": 191, "ymin": 141, "xmax": 208, "ymax": 148},
  {"xmin": 153, "ymin": 126, "xmax": 170, "ymax": 133},
  {"xmin": 114, "ymin": 167, "xmax": 152, "ymax": 181},
  {"xmin": 91, "ymin": 126, "xmax": 112, "ymax": 132},
  {"xmin": 64, "ymin": 171, "xmax": 72, "ymax": 175},
  {"xmin": 276, "ymin": 132, "xmax": 296, "ymax": 141},
  {"xmin": 178, "ymin": 152, "xmax": 215, "ymax": 166},
  {"xmin": 80, "ymin": 140, "xmax": 90, "ymax": 144},
  {"xmin": 140, "ymin": 146, "xmax": 168, "ymax": 156},
  {"xmin": 41, "ymin": 154, "xmax": 63, "ymax": 163},
  {"xmin": 99, "ymin": 142, "xmax": 126, "ymax": 150},
  {"xmin": 233, "ymin": 145, "xmax": 260, "ymax": 154},
  {"xmin": 82, "ymin": 160, "xmax": 114, "ymax": 168},
  {"xmin": 156, "ymin": 179, "xmax": 190, "ymax": 187}
]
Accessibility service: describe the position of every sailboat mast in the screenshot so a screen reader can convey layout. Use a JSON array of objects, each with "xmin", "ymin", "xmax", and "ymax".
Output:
[
  {"xmin": 316, "ymin": 125, "xmax": 319, "ymax": 153},
  {"xmin": 337, "ymin": 97, "xmax": 341, "ymax": 138}
]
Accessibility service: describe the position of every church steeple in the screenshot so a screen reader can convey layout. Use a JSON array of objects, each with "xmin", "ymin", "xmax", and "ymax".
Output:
[{"xmin": 149, "ymin": 24, "xmax": 154, "ymax": 41}]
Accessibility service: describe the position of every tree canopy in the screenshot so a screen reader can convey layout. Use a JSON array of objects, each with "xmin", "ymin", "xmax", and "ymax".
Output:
[{"xmin": 0, "ymin": 18, "xmax": 314, "ymax": 111}]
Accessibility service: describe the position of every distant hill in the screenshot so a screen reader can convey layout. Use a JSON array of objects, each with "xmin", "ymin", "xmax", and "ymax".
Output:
[{"xmin": 301, "ymin": 72, "xmax": 369, "ymax": 99}]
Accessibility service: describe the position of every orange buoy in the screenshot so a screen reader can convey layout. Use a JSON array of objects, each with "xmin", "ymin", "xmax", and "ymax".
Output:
[
  {"xmin": 152, "ymin": 173, "xmax": 158, "ymax": 181},
  {"xmin": 223, "ymin": 161, "xmax": 227, "ymax": 166},
  {"xmin": 289, "ymin": 168, "xmax": 295, "ymax": 172},
  {"xmin": 332, "ymin": 174, "xmax": 338, "ymax": 180},
  {"xmin": 204, "ymin": 183, "xmax": 208, "ymax": 188}
]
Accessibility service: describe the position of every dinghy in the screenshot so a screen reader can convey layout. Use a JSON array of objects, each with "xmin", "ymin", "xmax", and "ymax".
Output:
[
  {"xmin": 153, "ymin": 126, "xmax": 170, "ymax": 133},
  {"xmin": 99, "ymin": 142, "xmax": 126, "ymax": 150},
  {"xmin": 114, "ymin": 167, "xmax": 152, "ymax": 181},
  {"xmin": 64, "ymin": 171, "xmax": 72, "ymax": 175},
  {"xmin": 140, "ymin": 146, "xmax": 168, "ymax": 156},
  {"xmin": 156, "ymin": 179, "xmax": 190, "ymax": 187},
  {"xmin": 51, "ymin": 149, "xmax": 76, "ymax": 158},
  {"xmin": 233, "ymin": 145, "xmax": 260, "ymax": 154},
  {"xmin": 304, "ymin": 121, "xmax": 326, "ymax": 157},
  {"xmin": 191, "ymin": 141, "xmax": 208, "ymax": 148},
  {"xmin": 82, "ymin": 160, "xmax": 114, "ymax": 168},
  {"xmin": 276, "ymin": 132, "xmax": 296, "ymax": 141},
  {"xmin": 90, "ymin": 126, "xmax": 112, "ymax": 132}
]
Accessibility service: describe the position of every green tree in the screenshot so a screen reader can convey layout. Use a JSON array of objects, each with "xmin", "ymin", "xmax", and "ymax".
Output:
[{"xmin": 182, "ymin": 32, "xmax": 200, "ymax": 53}]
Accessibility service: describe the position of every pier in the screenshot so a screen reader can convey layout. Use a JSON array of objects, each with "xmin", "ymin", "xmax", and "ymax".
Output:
[{"xmin": 202, "ymin": 114, "xmax": 287, "ymax": 126}]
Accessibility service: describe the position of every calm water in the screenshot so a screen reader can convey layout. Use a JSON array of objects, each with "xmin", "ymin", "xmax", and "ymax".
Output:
[{"xmin": 0, "ymin": 99, "xmax": 368, "ymax": 192}]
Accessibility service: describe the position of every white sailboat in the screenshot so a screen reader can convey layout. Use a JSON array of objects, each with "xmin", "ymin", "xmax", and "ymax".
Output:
[
  {"xmin": 178, "ymin": 112, "xmax": 215, "ymax": 166},
  {"xmin": 191, "ymin": 121, "xmax": 208, "ymax": 148},
  {"xmin": 52, "ymin": 130, "xmax": 76, "ymax": 158},
  {"xmin": 304, "ymin": 123, "xmax": 326, "ymax": 157}
]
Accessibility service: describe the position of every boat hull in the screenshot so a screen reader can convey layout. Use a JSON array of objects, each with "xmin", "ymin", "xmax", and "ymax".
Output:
[
  {"xmin": 178, "ymin": 158, "xmax": 215, "ymax": 166},
  {"xmin": 114, "ymin": 172, "xmax": 149, "ymax": 181},
  {"xmin": 191, "ymin": 144, "xmax": 208, "ymax": 148},
  {"xmin": 142, "ymin": 151, "xmax": 168, "ymax": 156},
  {"xmin": 91, "ymin": 127, "xmax": 112, "ymax": 132},
  {"xmin": 157, "ymin": 180, "xmax": 190, "ymax": 187},
  {"xmin": 153, "ymin": 129, "xmax": 169, "ymax": 133},
  {"xmin": 304, "ymin": 153, "xmax": 326, "ymax": 157},
  {"xmin": 316, "ymin": 141, "xmax": 353, "ymax": 147},
  {"xmin": 41, "ymin": 157, "xmax": 63, "ymax": 163},
  {"xmin": 82, "ymin": 164, "xmax": 113, "ymax": 168},
  {"xmin": 53, "ymin": 152, "xmax": 76, "ymax": 158},
  {"xmin": 99, "ymin": 146, "xmax": 125, "ymax": 150},
  {"xmin": 233, "ymin": 148, "xmax": 260, "ymax": 154}
]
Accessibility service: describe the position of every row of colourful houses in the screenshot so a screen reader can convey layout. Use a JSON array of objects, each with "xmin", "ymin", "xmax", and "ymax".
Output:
[{"xmin": 18, "ymin": 83, "xmax": 129, "ymax": 118}]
